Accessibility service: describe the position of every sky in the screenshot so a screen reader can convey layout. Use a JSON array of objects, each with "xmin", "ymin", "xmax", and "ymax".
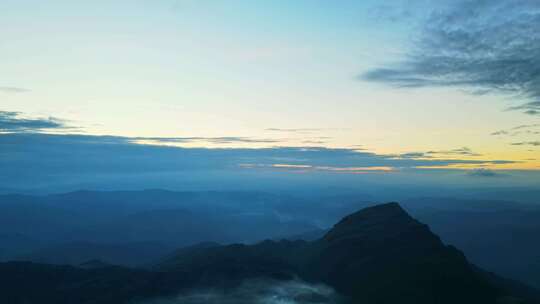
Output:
[{"xmin": 1, "ymin": 0, "xmax": 539, "ymax": 191}]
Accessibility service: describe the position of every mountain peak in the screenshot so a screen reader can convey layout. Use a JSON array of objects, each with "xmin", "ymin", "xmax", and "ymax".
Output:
[
  {"xmin": 344, "ymin": 202, "xmax": 408, "ymax": 219},
  {"xmin": 308, "ymin": 202, "xmax": 503, "ymax": 304},
  {"xmin": 322, "ymin": 202, "xmax": 424, "ymax": 242}
]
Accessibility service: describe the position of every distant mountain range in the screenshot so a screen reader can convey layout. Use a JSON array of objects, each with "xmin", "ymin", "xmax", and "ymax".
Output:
[
  {"xmin": 0, "ymin": 190, "xmax": 325, "ymax": 265},
  {"xmin": 0, "ymin": 203, "xmax": 538, "ymax": 304},
  {"xmin": 1, "ymin": 190, "xmax": 539, "ymax": 289}
]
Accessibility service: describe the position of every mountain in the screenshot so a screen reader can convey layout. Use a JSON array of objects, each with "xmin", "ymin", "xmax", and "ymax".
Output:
[
  {"xmin": 7, "ymin": 189, "xmax": 538, "ymax": 285},
  {"xmin": 1, "ymin": 203, "xmax": 538, "ymax": 304},
  {"xmin": 305, "ymin": 203, "xmax": 499, "ymax": 303},
  {"xmin": 158, "ymin": 203, "xmax": 515, "ymax": 303},
  {"xmin": 158, "ymin": 203, "xmax": 540, "ymax": 303},
  {"xmin": 0, "ymin": 261, "xmax": 187, "ymax": 304}
]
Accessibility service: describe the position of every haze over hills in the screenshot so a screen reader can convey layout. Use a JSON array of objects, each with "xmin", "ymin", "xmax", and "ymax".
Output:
[
  {"xmin": 413, "ymin": 205, "xmax": 540, "ymax": 289},
  {"xmin": 1, "ymin": 203, "xmax": 539, "ymax": 304},
  {"xmin": 1, "ymin": 190, "xmax": 540, "ymax": 290},
  {"xmin": 0, "ymin": 190, "xmax": 323, "ymax": 265}
]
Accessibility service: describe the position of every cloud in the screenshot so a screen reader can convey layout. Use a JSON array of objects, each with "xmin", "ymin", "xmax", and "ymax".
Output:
[
  {"xmin": 0, "ymin": 133, "xmax": 515, "ymax": 180},
  {"xmin": 506, "ymin": 101, "xmax": 540, "ymax": 116},
  {"xmin": 368, "ymin": 3, "xmax": 415, "ymax": 23},
  {"xmin": 348, "ymin": 144, "xmax": 365, "ymax": 150},
  {"xmin": 134, "ymin": 136, "xmax": 282, "ymax": 145},
  {"xmin": 491, "ymin": 124, "xmax": 540, "ymax": 136},
  {"xmin": 265, "ymin": 128, "xmax": 346, "ymax": 134},
  {"xmin": 467, "ymin": 168, "xmax": 503, "ymax": 178},
  {"xmin": 513, "ymin": 124, "xmax": 540, "ymax": 130},
  {"xmin": 0, "ymin": 112, "xmax": 286, "ymax": 144},
  {"xmin": 0, "ymin": 108, "xmax": 519, "ymax": 190},
  {"xmin": 397, "ymin": 147, "xmax": 482, "ymax": 158},
  {"xmin": 301, "ymin": 140, "xmax": 327, "ymax": 145},
  {"xmin": 0, "ymin": 111, "xmax": 69, "ymax": 132},
  {"xmin": 397, "ymin": 152, "xmax": 428, "ymax": 159},
  {"xmin": 491, "ymin": 130, "xmax": 509, "ymax": 136},
  {"xmin": 133, "ymin": 136, "xmax": 333, "ymax": 146},
  {"xmin": 361, "ymin": 0, "xmax": 540, "ymax": 115},
  {"xmin": 0, "ymin": 86, "xmax": 30, "ymax": 94},
  {"xmin": 426, "ymin": 147, "xmax": 482, "ymax": 157},
  {"xmin": 265, "ymin": 128, "xmax": 333, "ymax": 135},
  {"xmin": 135, "ymin": 279, "xmax": 342, "ymax": 304},
  {"xmin": 240, "ymin": 163, "xmax": 394, "ymax": 174},
  {"xmin": 511, "ymin": 141, "xmax": 540, "ymax": 147}
]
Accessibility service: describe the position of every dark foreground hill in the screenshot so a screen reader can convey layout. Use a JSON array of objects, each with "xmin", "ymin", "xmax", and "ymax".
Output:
[{"xmin": 0, "ymin": 203, "xmax": 538, "ymax": 304}]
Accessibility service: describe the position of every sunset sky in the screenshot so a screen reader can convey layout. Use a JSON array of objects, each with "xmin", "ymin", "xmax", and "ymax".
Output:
[{"xmin": 1, "ymin": 0, "xmax": 540, "ymax": 191}]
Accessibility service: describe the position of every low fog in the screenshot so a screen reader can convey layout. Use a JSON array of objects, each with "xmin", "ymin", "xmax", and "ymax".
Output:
[{"xmin": 134, "ymin": 279, "xmax": 342, "ymax": 304}]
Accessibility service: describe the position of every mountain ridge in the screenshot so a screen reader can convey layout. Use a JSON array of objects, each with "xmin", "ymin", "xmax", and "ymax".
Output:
[
  {"xmin": 158, "ymin": 202, "xmax": 538, "ymax": 304},
  {"xmin": 1, "ymin": 202, "xmax": 539, "ymax": 304}
]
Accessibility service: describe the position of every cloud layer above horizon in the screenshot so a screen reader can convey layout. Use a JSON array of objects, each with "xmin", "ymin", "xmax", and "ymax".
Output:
[
  {"xmin": 1, "ymin": 0, "xmax": 539, "ymax": 192},
  {"xmin": 0, "ymin": 129, "xmax": 520, "ymax": 192}
]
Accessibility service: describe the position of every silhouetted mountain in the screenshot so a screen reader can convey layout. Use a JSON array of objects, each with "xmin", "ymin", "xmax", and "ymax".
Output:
[
  {"xmin": 304, "ymin": 203, "xmax": 498, "ymax": 303},
  {"xmin": 0, "ymin": 261, "xmax": 188, "ymax": 304},
  {"xmin": 279, "ymin": 228, "xmax": 327, "ymax": 241},
  {"xmin": 158, "ymin": 203, "xmax": 540, "ymax": 304}
]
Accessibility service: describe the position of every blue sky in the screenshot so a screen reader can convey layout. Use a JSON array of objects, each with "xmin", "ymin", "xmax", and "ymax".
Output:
[{"xmin": 1, "ymin": 0, "xmax": 540, "ymax": 191}]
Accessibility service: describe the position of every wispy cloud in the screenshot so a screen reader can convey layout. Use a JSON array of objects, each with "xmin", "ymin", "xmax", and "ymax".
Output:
[
  {"xmin": 398, "ymin": 152, "xmax": 427, "ymax": 159},
  {"xmin": 0, "ymin": 111, "xmax": 70, "ymax": 132},
  {"xmin": 134, "ymin": 136, "xmax": 282, "ymax": 145},
  {"xmin": 506, "ymin": 101, "xmax": 540, "ymax": 116},
  {"xmin": 368, "ymin": 3, "xmax": 415, "ymax": 23},
  {"xmin": 240, "ymin": 163, "xmax": 394, "ymax": 174},
  {"xmin": 301, "ymin": 140, "xmax": 327, "ymax": 145},
  {"xmin": 396, "ymin": 147, "xmax": 482, "ymax": 158},
  {"xmin": 265, "ymin": 128, "xmax": 345, "ymax": 134},
  {"xmin": 491, "ymin": 130, "xmax": 510, "ymax": 136},
  {"xmin": 513, "ymin": 124, "xmax": 540, "ymax": 130},
  {"xmin": 0, "ymin": 86, "xmax": 30, "ymax": 94},
  {"xmin": 426, "ymin": 147, "xmax": 482, "ymax": 157},
  {"xmin": 467, "ymin": 168, "xmax": 503, "ymax": 178},
  {"xmin": 511, "ymin": 141, "xmax": 540, "ymax": 147},
  {"xmin": 491, "ymin": 124, "xmax": 540, "ymax": 137},
  {"xmin": 134, "ymin": 136, "xmax": 335, "ymax": 146},
  {"xmin": 361, "ymin": 0, "xmax": 540, "ymax": 116}
]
